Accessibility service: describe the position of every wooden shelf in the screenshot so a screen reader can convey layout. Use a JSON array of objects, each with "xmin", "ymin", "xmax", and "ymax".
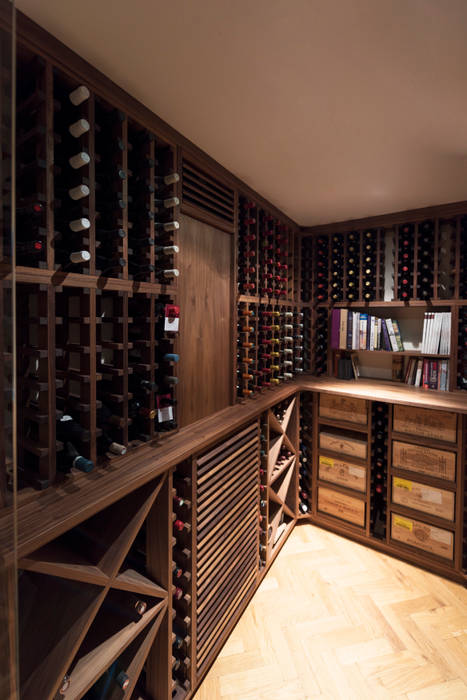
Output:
[{"xmin": 335, "ymin": 349, "xmax": 451, "ymax": 358}]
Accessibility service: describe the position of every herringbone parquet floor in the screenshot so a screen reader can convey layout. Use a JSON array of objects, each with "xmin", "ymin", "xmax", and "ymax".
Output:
[{"xmin": 194, "ymin": 523, "xmax": 467, "ymax": 700}]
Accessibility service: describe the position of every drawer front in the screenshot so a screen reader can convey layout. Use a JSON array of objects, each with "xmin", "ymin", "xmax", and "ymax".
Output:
[
  {"xmin": 391, "ymin": 477, "xmax": 455, "ymax": 521},
  {"xmin": 391, "ymin": 513, "xmax": 454, "ymax": 560},
  {"xmin": 393, "ymin": 405, "xmax": 457, "ymax": 443},
  {"xmin": 319, "ymin": 455, "xmax": 367, "ymax": 493},
  {"xmin": 319, "ymin": 431, "xmax": 367, "ymax": 460},
  {"xmin": 319, "ymin": 394, "xmax": 368, "ymax": 425},
  {"xmin": 392, "ymin": 441, "xmax": 456, "ymax": 482},
  {"xmin": 318, "ymin": 486, "xmax": 365, "ymax": 527}
]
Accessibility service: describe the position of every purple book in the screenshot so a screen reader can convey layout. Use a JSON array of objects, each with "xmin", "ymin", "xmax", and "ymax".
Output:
[
  {"xmin": 331, "ymin": 309, "xmax": 340, "ymax": 349},
  {"xmin": 382, "ymin": 319, "xmax": 391, "ymax": 350}
]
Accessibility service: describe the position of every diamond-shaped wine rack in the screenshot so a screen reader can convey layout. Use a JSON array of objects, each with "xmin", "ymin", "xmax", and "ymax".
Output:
[
  {"xmin": 264, "ymin": 396, "xmax": 298, "ymax": 560},
  {"xmin": 18, "ymin": 475, "xmax": 170, "ymax": 700}
]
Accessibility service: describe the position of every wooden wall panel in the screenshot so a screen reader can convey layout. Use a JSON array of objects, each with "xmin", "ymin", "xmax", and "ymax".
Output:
[{"xmin": 177, "ymin": 215, "xmax": 233, "ymax": 427}]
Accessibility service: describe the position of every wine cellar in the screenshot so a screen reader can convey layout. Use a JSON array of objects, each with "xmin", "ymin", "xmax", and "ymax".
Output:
[{"xmin": 0, "ymin": 5, "xmax": 466, "ymax": 700}]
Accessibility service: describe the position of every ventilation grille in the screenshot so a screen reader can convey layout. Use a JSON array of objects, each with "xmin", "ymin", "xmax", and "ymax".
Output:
[
  {"xmin": 195, "ymin": 422, "xmax": 259, "ymax": 673},
  {"xmin": 182, "ymin": 160, "xmax": 235, "ymax": 227}
]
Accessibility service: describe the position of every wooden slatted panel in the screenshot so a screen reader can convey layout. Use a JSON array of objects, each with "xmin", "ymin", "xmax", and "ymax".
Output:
[
  {"xmin": 195, "ymin": 423, "xmax": 259, "ymax": 674},
  {"xmin": 182, "ymin": 160, "xmax": 235, "ymax": 227}
]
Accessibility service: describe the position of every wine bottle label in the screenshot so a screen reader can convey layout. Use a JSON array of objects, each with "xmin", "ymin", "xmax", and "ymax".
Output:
[
  {"xmin": 159, "ymin": 268, "xmax": 180, "ymax": 278},
  {"xmin": 69, "ymin": 217, "xmax": 91, "ymax": 232},
  {"xmin": 69, "ymin": 85, "xmax": 90, "ymax": 106},
  {"xmin": 68, "ymin": 118, "xmax": 90, "ymax": 138},
  {"xmin": 69, "ymin": 151, "xmax": 91, "ymax": 169},
  {"xmin": 69, "ymin": 250, "xmax": 91, "ymax": 263},
  {"xmin": 68, "ymin": 184, "xmax": 90, "ymax": 200}
]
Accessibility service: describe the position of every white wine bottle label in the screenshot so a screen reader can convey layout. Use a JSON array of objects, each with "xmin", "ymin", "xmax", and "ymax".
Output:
[
  {"xmin": 68, "ymin": 184, "xmax": 90, "ymax": 201},
  {"xmin": 160, "ymin": 268, "xmax": 179, "ymax": 278},
  {"xmin": 68, "ymin": 118, "xmax": 90, "ymax": 138},
  {"xmin": 69, "ymin": 151, "xmax": 91, "ymax": 169},
  {"xmin": 69, "ymin": 85, "xmax": 90, "ymax": 106},
  {"xmin": 69, "ymin": 217, "xmax": 91, "ymax": 232},
  {"xmin": 284, "ymin": 372, "xmax": 293, "ymax": 378},
  {"xmin": 69, "ymin": 250, "xmax": 91, "ymax": 263}
]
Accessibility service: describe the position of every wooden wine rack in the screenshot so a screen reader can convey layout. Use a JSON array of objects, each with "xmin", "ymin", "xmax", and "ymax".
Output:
[{"xmin": 1, "ymin": 10, "xmax": 466, "ymax": 700}]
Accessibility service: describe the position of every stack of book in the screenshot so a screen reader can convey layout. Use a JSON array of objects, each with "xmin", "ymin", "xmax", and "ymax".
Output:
[
  {"xmin": 404, "ymin": 311, "xmax": 451, "ymax": 390},
  {"xmin": 330, "ymin": 309, "xmax": 404, "ymax": 351},
  {"xmin": 404, "ymin": 357, "xmax": 450, "ymax": 390},
  {"xmin": 420, "ymin": 311, "xmax": 451, "ymax": 354}
]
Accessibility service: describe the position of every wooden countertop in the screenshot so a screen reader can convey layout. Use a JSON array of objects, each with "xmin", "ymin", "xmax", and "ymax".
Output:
[{"xmin": 1, "ymin": 376, "xmax": 466, "ymax": 562}]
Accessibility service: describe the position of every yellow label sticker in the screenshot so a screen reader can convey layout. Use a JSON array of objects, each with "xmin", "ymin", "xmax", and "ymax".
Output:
[
  {"xmin": 319, "ymin": 456, "xmax": 334, "ymax": 468},
  {"xmin": 394, "ymin": 516, "xmax": 413, "ymax": 531},
  {"xmin": 394, "ymin": 477, "xmax": 412, "ymax": 491}
]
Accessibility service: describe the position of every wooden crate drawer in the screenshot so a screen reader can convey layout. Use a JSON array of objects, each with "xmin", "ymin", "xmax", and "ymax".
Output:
[
  {"xmin": 393, "ymin": 405, "xmax": 457, "ymax": 443},
  {"xmin": 392, "ymin": 441, "xmax": 456, "ymax": 481},
  {"xmin": 318, "ymin": 486, "xmax": 365, "ymax": 527},
  {"xmin": 319, "ymin": 431, "xmax": 367, "ymax": 460},
  {"xmin": 391, "ymin": 477, "xmax": 455, "ymax": 521},
  {"xmin": 391, "ymin": 513, "xmax": 454, "ymax": 560},
  {"xmin": 319, "ymin": 455, "xmax": 367, "ymax": 493},
  {"xmin": 319, "ymin": 394, "xmax": 368, "ymax": 425}
]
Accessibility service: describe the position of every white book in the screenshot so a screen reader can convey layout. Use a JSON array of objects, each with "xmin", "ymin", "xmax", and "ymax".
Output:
[
  {"xmin": 352, "ymin": 312, "xmax": 360, "ymax": 350},
  {"xmin": 426, "ymin": 312, "xmax": 435, "ymax": 354},
  {"xmin": 432, "ymin": 313, "xmax": 442, "ymax": 354},
  {"xmin": 385, "ymin": 319, "xmax": 399, "ymax": 352},
  {"xmin": 369, "ymin": 316, "xmax": 375, "ymax": 351},
  {"xmin": 428, "ymin": 312, "xmax": 436, "ymax": 354},
  {"xmin": 421, "ymin": 312, "xmax": 428, "ymax": 353},
  {"xmin": 440, "ymin": 312, "xmax": 451, "ymax": 354}
]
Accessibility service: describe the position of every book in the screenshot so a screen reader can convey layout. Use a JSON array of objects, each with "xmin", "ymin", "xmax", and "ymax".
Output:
[
  {"xmin": 381, "ymin": 319, "xmax": 391, "ymax": 350},
  {"xmin": 392, "ymin": 356, "xmax": 404, "ymax": 381},
  {"xmin": 392, "ymin": 319, "xmax": 404, "ymax": 351},
  {"xmin": 330, "ymin": 309, "xmax": 340, "ymax": 350},
  {"xmin": 359, "ymin": 313, "xmax": 368, "ymax": 350},
  {"xmin": 352, "ymin": 312, "xmax": 360, "ymax": 350},
  {"xmin": 346, "ymin": 310, "xmax": 353, "ymax": 350},
  {"xmin": 339, "ymin": 311, "xmax": 347, "ymax": 350},
  {"xmin": 350, "ymin": 352, "xmax": 360, "ymax": 379},
  {"xmin": 369, "ymin": 315, "xmax": 376, "ymax": 351},
  {"xmin": 415, "ymin": 358, "xmax": 424, "ymax": 386},
  {"xmin": 385, "ymin": 319, "xmax": 399, "ymax": 352}
]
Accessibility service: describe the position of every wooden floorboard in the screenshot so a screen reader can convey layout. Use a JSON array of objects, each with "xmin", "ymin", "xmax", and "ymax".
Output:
[{"xmin": 193, "ymin": 523, "xmax": 467, "ymax": 700}]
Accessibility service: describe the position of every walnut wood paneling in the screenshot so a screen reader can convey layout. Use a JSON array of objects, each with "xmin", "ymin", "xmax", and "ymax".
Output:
[{"xmin": 177, "ymin": 214, "xmax": 233, "ymax": 427}]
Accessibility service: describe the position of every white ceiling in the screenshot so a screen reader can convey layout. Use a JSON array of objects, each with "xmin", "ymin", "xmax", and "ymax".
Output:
[{"xmin": 16, "ymin": 0, "xmax": 467, "ymax": 226}]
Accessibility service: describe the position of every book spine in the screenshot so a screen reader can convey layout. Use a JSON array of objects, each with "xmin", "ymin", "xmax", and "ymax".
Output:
[
  {"xmin": 392, "ymin": 319, "xmax": 404, "ymax": 351},
  {"xmin": 386, "ymin": 319, "xmax": 399, "ymax": 352},
  {"xmin": 346, "ymin": 311, "xmax": 353, "ymax": 350},
  {"xmin": 330, "ymin": 309, "xmax": 340, "ymax": 350},
  {"xmin": 339, "ymin": 310, "xmax": 347, "ymax": 350},
  {"xmin": 422, "ymin": 359, "xmax": 429, "ymax": 389}
]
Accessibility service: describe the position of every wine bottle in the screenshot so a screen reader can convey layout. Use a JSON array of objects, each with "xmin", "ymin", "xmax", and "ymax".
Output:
[
  {"xmin": 98, "ymin": 432, "xmax": 127, "ymax": 456},
  {"xmin": 57, "ymin": 441, "xmax": 94, "ymax": 473},
  {"xmin": 69, "ymin": 85, "xmax": 90, "ymax": 106}
]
